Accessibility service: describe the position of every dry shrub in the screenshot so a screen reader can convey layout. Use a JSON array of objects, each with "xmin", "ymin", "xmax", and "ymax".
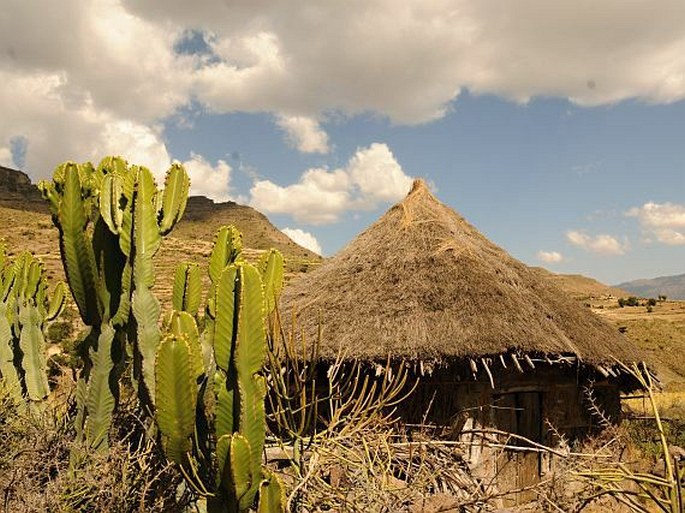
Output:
[
  {"xmin": 280, "ymin": 421, "xmax": 488, "ymax": 513},
  {"xmin": 0, "ymin": 378, "xmax": 189, "ymax": 513}
]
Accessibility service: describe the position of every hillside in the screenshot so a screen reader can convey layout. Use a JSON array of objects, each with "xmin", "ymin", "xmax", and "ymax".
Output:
[
  {"xmin": 533, "ymin": 268, "xmax": 685, "ymax": 388},
  {"xmin": 0, "ymin": 165, "xmax": 47, "ymax": 212},
  {"xmin": 591, "ymin": 299, "xmax": 685, "ymax": 389},
  {"xmin": 0, "ymin": 165, "xmax": 321, "ymax": 306},
  {"xmin": 531, "ymin": 266, "xmax": 629, "ymax": 300},
  {"xmin": 616, "ymin": 273, "xmax": 685, "ymax": 300}
]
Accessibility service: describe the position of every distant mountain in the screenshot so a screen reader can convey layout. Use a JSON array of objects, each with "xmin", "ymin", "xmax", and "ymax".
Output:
[
  {"xmin": 616, "ymin": 274, "xmax": 685, "ymax": 300},
  {"xmin": 531, "ymin": 267, "xmax": 629, "ymax": 300}
]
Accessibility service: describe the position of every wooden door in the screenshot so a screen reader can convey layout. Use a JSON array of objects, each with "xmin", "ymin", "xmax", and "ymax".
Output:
[{"xmin": 494, "ymin": 391, "xmax": 542, "ymax": 505}]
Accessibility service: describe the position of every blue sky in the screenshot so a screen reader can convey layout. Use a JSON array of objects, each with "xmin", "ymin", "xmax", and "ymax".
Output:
[{"xmin": 1, "ymin": 1, "xmax": 684, "ymax": 285}]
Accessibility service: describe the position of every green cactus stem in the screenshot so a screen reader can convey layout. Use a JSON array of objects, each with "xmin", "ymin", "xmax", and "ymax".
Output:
[
  {"xmin": 155, "ymin": 333, "xmax": 197, "ymax": 464},
  {"xmin": 172, "ymin": 263, "xmax": 202, "ymax": 317},
  {"xmin": 154, "ymin": 225, "xmax": 284, "ymax": 513},
  {"xmin": 0, "ymin": 249, "xmax": 65, "ymax": 406},
  {"xmin": 39, "ymin": 156, "xmax": 190, "ymax": 448}
]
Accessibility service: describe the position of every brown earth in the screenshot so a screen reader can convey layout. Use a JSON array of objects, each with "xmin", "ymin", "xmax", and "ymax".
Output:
[{"xmin": 531, "ymin": 266, "xmax": 630, "ymax": 300}]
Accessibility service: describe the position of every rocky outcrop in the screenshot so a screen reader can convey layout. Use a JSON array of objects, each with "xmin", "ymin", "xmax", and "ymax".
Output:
[{"xmin": 0, "ymin": 165, "xmax": 47, "ymax": 212}]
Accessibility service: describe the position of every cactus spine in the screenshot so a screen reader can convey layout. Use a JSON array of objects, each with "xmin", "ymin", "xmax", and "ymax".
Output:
[
  {"xmin": 38, "ymin": 157, "xmax": 189, "ymax": 449},
  {"xmin": 0, "ymin": 245, "xmax": 65, "ymax": 407},
  {"xmin": 155, "ymin": 228, "xmax": 285, "ymax": 513}
]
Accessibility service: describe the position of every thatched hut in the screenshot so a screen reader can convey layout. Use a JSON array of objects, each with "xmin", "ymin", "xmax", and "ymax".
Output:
[{"xmin": 281, "ymin": 179, "xmax": 644, "ymax": 492}]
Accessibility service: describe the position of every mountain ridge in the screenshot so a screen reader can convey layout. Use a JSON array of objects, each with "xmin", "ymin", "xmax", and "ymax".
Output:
[
  {"xmin": 0, "ymin": 164, "xmax": 320, "ymax": 264},
  {"xmin": 616, "ymin": 273, "xmax": 685, "ymax": 300}
]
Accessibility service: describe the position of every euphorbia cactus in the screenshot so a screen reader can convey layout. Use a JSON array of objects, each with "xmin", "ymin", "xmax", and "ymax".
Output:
[
  {"xmin": 0, "ymin": 245, "xmax": 65, "ymax": 407},
  {"xmin": 155, "ymin": 227, "xmax": 285, "ymax": 513},
  {"xmin": 38, "ymin": 157, "xmax": 189, "ymax": 449}
]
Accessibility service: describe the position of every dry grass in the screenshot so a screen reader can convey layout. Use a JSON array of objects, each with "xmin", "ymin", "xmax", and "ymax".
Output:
[
  {"xmin": 0, "ymin": 378, "xmax": 188, "ymax": 513},
  {"xmin": 624, "ymin": 391, "xmax": 685, "ymax": 421},
  {"xmin": 589, "ymin": 300, "xmax": 685, "ymax": 390}
]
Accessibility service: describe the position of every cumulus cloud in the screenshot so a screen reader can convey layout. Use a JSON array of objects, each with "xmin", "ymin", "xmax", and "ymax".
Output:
[
  {"xmin": 249, "ymin": 143, "xmax": 413, "ymax": 224},
  {"xmin": 0, "ymin": 146, "xmax": 12, "ymax": 167},
  {"xmin": 536, "ymin": 250, "xmax": 564, "ymax": 263},
  {"xmin": 125, "ymin": 0, "xmax": 685, "ymax": 121},
  {"xmin": 5, "ymin": 0, "xmax": 685, "ymax": 183},
  {"xmin": 181, "ymin": 153, "xmax": 233, "ymax": 202},
  {"xmin": 566, "ymin": 230, "xmax": 628, "ymax": 255},
  {"xmin": 276, "ymin": 115, "xmax": 330, "ymax": 154},
  {"xmin": 626, "ymin": 202, "xmax": 685, "ymax": 245},
  {"xmin": 281, "ymin": 228, "xmax": 322, "ymax": 255}
]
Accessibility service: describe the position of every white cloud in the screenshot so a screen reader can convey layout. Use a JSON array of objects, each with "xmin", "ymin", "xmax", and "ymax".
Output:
[
  {"xmin": 536, "ymin": 250, "xmax": 564, "ymax": 263},
  {"xmin": 181, "ymin": 153, "xmax": 233, "ymax": 202},
  {"xmin": 5, "ymin": 0, "xmax": 685, "ymax": 184},
  {"xmin": 627, "ymin": 202, "xmax": 685, "ymax": 245},
  {"xmin": 281, "ymin": 228, "xmax": 322, "ymax": 255},
  {"xmin": 347, "ymin": 143, "xmax": 414, "ymax": 204},
  {"xmin": 566, "ymin": 230, "xmax": 628, "ymax": 256},
  {"xmin": 99, "ymin": 121, "xmax": 172, "ymax": 181},
  {"xmin": 249, "ymin": 143, "xmax": 413, "ymax": 224},
  {"xmin": 125, "ymin": 0, "xmax": 685, "ymax": 121},
  {"xmin": 0, "ymin": 146, "xmax": 12, "ymax": 167},
  {"xmin": 275, "ymin": 115, "xmax": 330, "ymax": 154},
  {"xmin": 250, "ymin": 168, "xmax": 351, "ymax": 224}
]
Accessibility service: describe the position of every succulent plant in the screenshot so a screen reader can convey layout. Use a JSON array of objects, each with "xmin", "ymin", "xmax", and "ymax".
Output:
[
  {"xmin": 0, "ymin": 245, "xmax": 65, "ymax": 407},
  {"xmin": 39, "ymin": 157, "xmax": 189, "ymax": 449},
  {"xmin": 155, "ymin": 227, "xmax": 285, "ymax": 512}
]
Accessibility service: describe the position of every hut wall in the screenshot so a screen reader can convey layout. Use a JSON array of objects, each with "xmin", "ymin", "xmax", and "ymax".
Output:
[
  {"xmin": 396, "ymin": 363, "xmax": 622, "ymax": 500},
  {"xmin": 400, "ymin": 364, "xmax": 621, "ymax": 438}
]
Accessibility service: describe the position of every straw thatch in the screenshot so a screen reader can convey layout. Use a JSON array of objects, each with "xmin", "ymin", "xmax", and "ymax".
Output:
[{"xmin": 282, "ymin": 179, "xmax": 641, "ymax": 366}]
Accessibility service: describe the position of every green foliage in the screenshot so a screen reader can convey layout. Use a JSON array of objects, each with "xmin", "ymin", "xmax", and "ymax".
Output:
[
  {"xmin": 155, "ymin": 333, "xmax": 197, "ymax": 465},
  {"xmin": 172, "ymin": 263, "xmax": 202, "ymax": 317},
  {"xmin": 626, "ymin": 418, "xmax": 685, "ymax": 460},
  {"xmin": 647, "ymin": 297, "xmax": 657, "ymax": 307},
  {"xmin": 259, "ymin": 249, "xmax": 284, "ymax": 315},
  {"xmin": 154, "ymin": 227, "xmax": 285, "ymax": 513},
  {"xmin": 618, "ymin": 296, "xmax": 640, "ymax": 308},
  {"xmin": 38, "ymin": 156, "xmax": 189, "ymax": 449},
  {"xmin": 0, "ymin": 246, "xmax": 65, "ymax": 406}
]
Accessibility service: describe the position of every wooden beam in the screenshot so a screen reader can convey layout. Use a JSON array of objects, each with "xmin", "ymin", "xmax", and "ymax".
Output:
[
  {"xmin": 523, "ymin": 354, "xmax": 536, "ymax": 369},
  {"xmin": 511, "ymin": 353, "xmax": 524, "ymax": 373},
  {"xmin": 499, "ymin": 353, "xmax": 507, "ymax": 369},
  {"xmin": 481, "ymin": 357, "xmax": 495, "ymax": 389}
]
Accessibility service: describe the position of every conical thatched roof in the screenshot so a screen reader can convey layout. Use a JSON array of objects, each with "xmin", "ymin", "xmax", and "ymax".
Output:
[{"xmin": 282, "ymin": 180, "xmax": 641, "ymax": 366}]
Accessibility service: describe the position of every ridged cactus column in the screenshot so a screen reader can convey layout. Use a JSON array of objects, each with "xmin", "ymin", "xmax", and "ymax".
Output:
[
  {"xmin": 39, "ymin": 156, "xmax": 189, "ymax": 449},
  {"xmin": 0, "ymin": 246, "xmax": 65, "ymax": 407},
  {"xmin": 155, "ymin": 227, "xmax": 285, "ymax": 513}
]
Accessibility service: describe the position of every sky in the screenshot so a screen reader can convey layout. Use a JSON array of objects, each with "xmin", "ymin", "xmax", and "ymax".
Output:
[{"xmin": 1, "ymin": 0, "xmax": 684, "ymax": 285}]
